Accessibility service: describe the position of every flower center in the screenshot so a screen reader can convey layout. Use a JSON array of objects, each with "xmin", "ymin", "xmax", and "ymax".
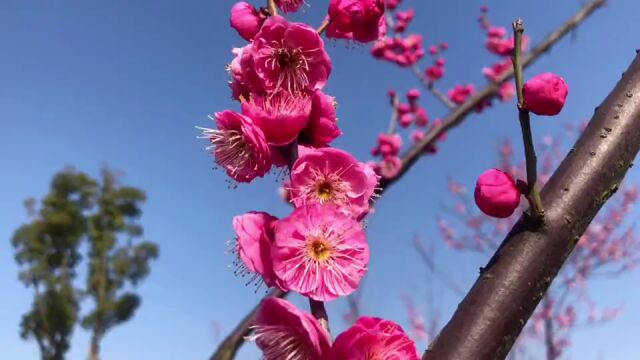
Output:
[
  {"xmin": 315, "ymin": 181, "xmax": 333, "ymax": 202},
  {"xmin": 267, "ymin": 44, "xmax": 310, "ymax": 93},
  {"xmin": 307, "ymin": 237, "xmax": 332, "ymax": 262}
]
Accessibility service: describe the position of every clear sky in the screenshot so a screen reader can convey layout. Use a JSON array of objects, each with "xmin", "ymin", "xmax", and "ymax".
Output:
[{"xmin": 2, "ymin": 0, "xmax": 640, "ymax": 359}]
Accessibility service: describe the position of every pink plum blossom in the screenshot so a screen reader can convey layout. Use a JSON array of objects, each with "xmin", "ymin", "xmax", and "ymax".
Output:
[
  {"xmin": 253, "ymin": 297, "xmax": 330, "ymax": 360},
  {"xmin": 289, "ymin": 148, "xmax": 377, "ymax": 217},
  {"xmin": 233, "ymin": 211, "xmax": 282, "ymax": 288},
  {"xmin": 474, "ymin": 168, "xmax": 521, "ymax": 218},
  {"xmin": 198, "ymin": 111, "xmax": 271, "ymax": 183},
  {"xmin": 448, "ymin": 84, "xmax": 475, "ymax": 105},
  {"xmin": 241, "ymin": 91, "xmax": 311, "ymax": 145},
  {"xmin": 523, "ymin": 73, "xmax": 569, "ymax": 116},
  {"xmin": 299, "ymin": 91, "xmax": 342, "ymax": 147},
  {"xmin": 331, "ymin": 317, "xmax": 420, "ymax": 359},
  {"xmin": 274, "ymin": 0, "xmax": 306, "ymax": 13},
  {"xmin": 229, "ymin": 2, "xmax": 265, "ymax": 41},
  {"xmin": 252, "ymin": 16, "xmax": 332, "ymax": 93},
  {"xmin": 371, "ymin": 133, "xmax": 402, "ymax": 157},
  {"xmin": 327, "ymin": 0, "xmax": 386, "ymax": 43},
  {"xmin": 272, "ymin": 204, "xmax": 370, "ymax": 301}
]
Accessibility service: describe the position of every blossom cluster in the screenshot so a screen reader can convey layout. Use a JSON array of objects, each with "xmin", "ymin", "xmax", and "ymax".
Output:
[{"xmin": 201, "ymin": 1, "xmax": 423, "ymax": 358}]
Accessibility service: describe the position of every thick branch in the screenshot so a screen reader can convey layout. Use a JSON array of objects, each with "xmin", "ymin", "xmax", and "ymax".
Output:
[
  {"xmin": 379, "ymin": 0, "xmax": 606, "ymax": 193},
  {"xmin": 424, "ymin": 52, "xmax": 640, "ymax": 360},
  {"xmin": 208, "ymin": 1, "xmax": 606, "ymax": 358}
]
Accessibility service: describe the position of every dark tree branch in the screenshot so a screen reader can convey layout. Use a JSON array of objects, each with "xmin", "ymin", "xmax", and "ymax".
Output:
[
  {"xmin": 424, "ymin": 52, "xmax": 640, "ymax": 360},
  {"xmin": 209, "ymin": 288, "xmax": 287, "ymax": 360},
  {"xmin": 208, "ymin": 1, "xmax": 606, "ymax": 358}
]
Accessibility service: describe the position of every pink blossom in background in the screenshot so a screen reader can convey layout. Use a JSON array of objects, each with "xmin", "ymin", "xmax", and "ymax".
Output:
[
  {"xmin": 376, "ymin": 155, "xmax": 402, "ymax": 179},
  {"xmin": 289, "ymin": 148, "xmax": 377, "ymax": 217},
  {"xmin": 241, "ymin": 91, "xmax": 311, "ymax": 145},
  {"xmin": 414, "ymin": 107, "xmax": 429, "ymax": 127},
  {"xmin": 252, "ymin": 297, "xmax": 330, "ymax": 360},
  {"xmin": 474, "ymin": 168, "xmax": 521, "ymax": 218},
  {"xmin": 198, "ymin": 111, "xmax": 271, "ymax": 183},
  {"xmin": 331, "ymin": 317, "xmax": 420, "ymax": 359},
  {"xmin": 482, "ymin": 58, "xmax": 512, "ymax": 81},
  {"xmin": 385, "ymin": 0, "xmax": 401, "ymax": 11},
  {"xmin": 406, "ymin": 88, "xmax": 421, "ymax": 102},
  {"xmin": 523, "ymin": 73, "xmax": 569, "ymax": 116},
  {"xmin": 448, "ymin": 84, "xmax": 475, "ymax": 105},
  {"xmin": 272, "ymin": 204, "xmax": 370, "ymax": 301},
  {"xmin": 371, "ymin": 133, "xmax": 402, "ymax": 157},
  {"xmin": 252, "ymin": 16, "xmax": 332, "ymax": 93},
  {"xmin": 399, "ymin": 113, "xmax": 413, "ymax": 128},
  {"xmin": 233, "ymin": 211, "xmax": 282, "ymax": 288},
  {"xmin": 274, "ymin": 0, "xmax": 306, "ymax": 13},
  {"xmin": 371, "ymin": 34, "xmax": 424, "ymax": 67},
  {"xmin": 498, "ymin": 82, "xmax": 516, "ymax": 102},
  {"xmin": 299, "ymin": 91, "xmax": 341, "ymax": 147},
  {"xmin": 229, "ymin": 2, "xmax": 265, "ymax": 41},
  {"xmin": 327, "ymin": 0, "xmax": 386, "ymax": 43},
  {"xmin": 425, "ymin": 64, "xmax": 444, "ymax": 82}
]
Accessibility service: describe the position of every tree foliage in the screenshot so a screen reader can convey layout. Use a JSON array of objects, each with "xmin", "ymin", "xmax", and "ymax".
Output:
[{"xmin": 11, "ymin": 168, "xmax": 158, "ymax": 360}]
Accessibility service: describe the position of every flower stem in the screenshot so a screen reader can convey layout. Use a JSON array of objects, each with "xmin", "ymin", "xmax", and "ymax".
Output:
[
  {"xmin": 317, "ymin": 18, "xmax": 331, "ymax": 35},
  {"xmin": 512, "ymin": 18, "xmax": 544, "ymax": 224},
  {"xmin": 411, "ymin": 65, "xmax": 456, "ymax": 110},
  {"xmin": 267, "ymin": 0, "xmax": 278, "ymax": 16},
  {"xmin": 309, "ymin": 299, "xmax": 331, "ymax": 336},
  {"xmin": 387, "ymin": 94, "xmax": 399, "ymax": 134}
]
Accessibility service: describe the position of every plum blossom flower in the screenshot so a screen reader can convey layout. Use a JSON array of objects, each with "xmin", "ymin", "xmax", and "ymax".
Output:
[
  {"xmin": 241, "ymin": 91, "xmax": 311, "ymax": 145},
  {"xmin": 327, "ymin": 0, "xmax": 386, "ymax": 43},
  {"xmin": 331, "ymin": 317, "xmax": 420, "ymax": 359},
  {"xmin": 229, "ymin": 2, "xmax": 265, "ymax": 41},
  {"xmin": 474, "ymin": 168, "xmax": 521, "ymax": 218},
  {"xmin": 371, "ymin": 133, "xmax": 402, "ymax": 157},
  {"xmin": 523, "ymin": 72, "xmax": 569, "ymax": 116},
  {"xmin": 252, "ymin": 297, "xmax": 330, "ymax": 360},
  {"xmin": 289, "ymin": 148, "xmax": 377, "ymax": 217},
  {"xmin": 275, "ymin": 0, "xmax": 306, "ymax": 13},
  {"xmin": 227, "ymin": 45, "xmax": 261, "ymax": 100},
  {"xmin": 198, "ymin": 111, "xmax": 271, "ymax": 183},
  {"xmin": 252, "ymin": 16, "xmax": 332, "ymax": 93},
  {"xmin": 448, "ymin": 84, "xmax": 475, "ymax": 105},
  {"xmin": 376, "ymin": 156, "xmax": 402, "ymax": 179},
  {"xmin": 233, "ymin": 211, "xmax": 283, "ymax": 288},
  {"xmin": 299, "ymin": 91, "xmax": 342, "ymax": 147},
  {"xmin": 272, "ymin": 204, "xmax": 370, "ymax": 301}
]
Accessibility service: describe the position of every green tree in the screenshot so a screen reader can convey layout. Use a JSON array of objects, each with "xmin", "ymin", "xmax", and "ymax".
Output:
[
  {"xmin": 11, "ymin": 169, "xmax": 97, "ymax": 360},
  {"xmin": 83, "ymin": 169, "xmax": 158, "ymax": 360},
  {"xmin": 11, "ymin": 168, "xmax": 158, "ymax": 360}
]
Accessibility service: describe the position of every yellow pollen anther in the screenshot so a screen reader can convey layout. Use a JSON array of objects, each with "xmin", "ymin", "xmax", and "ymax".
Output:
[
  {"xmin": 307, "ymin": 238, "xmax": 332, "ymax": 262},
  {"xmin": 316, "ymin": 181, "xmax": 333, "ymax": 202}
]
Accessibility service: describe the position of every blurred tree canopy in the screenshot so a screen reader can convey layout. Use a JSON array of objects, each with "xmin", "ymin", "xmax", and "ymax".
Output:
[{"xmin": 11, "ymin": 168, "xmax": 158, "ymax": 360}]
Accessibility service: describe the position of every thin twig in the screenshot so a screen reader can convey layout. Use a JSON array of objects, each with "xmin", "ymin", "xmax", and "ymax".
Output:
[
  {"xmin": 317, "ymin": 18, "xmax": 331, "ymax": 35},
  {"xmin": 512, "ymin": 18, "xmax": 545, "ymax": 224},
  {"xmin": 411, "ymin": 65, "xmax": 457, "ymax": 110}
]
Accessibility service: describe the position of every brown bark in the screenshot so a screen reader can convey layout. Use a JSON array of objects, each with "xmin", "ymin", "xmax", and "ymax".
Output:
[{"xmin": 424, "ymin": 52, "xmax": 640, "ymax": 360}]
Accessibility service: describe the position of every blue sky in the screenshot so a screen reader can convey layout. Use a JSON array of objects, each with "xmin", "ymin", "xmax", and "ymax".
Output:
[{"xmin": 2, "ymin": 0, "xmax": 640, "ymax": 359}]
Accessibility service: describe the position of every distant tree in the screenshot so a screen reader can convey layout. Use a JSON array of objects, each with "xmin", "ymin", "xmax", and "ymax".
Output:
[
  {"xmin": 11, "ymin": 168, "xmax": 158, "ymax": 360},
  {"xmin": 11, "ymin": 169, "xmax": 97, "ymax": 360},
  {"xmin": 83, "ymin": 169, "xmax": 159, "ymax": 360}
]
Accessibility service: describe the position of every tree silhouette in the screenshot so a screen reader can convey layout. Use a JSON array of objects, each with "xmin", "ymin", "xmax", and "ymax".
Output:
[{"xmin": 11, "ymin": 168, "xmax": 158, "ymax": 360}]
